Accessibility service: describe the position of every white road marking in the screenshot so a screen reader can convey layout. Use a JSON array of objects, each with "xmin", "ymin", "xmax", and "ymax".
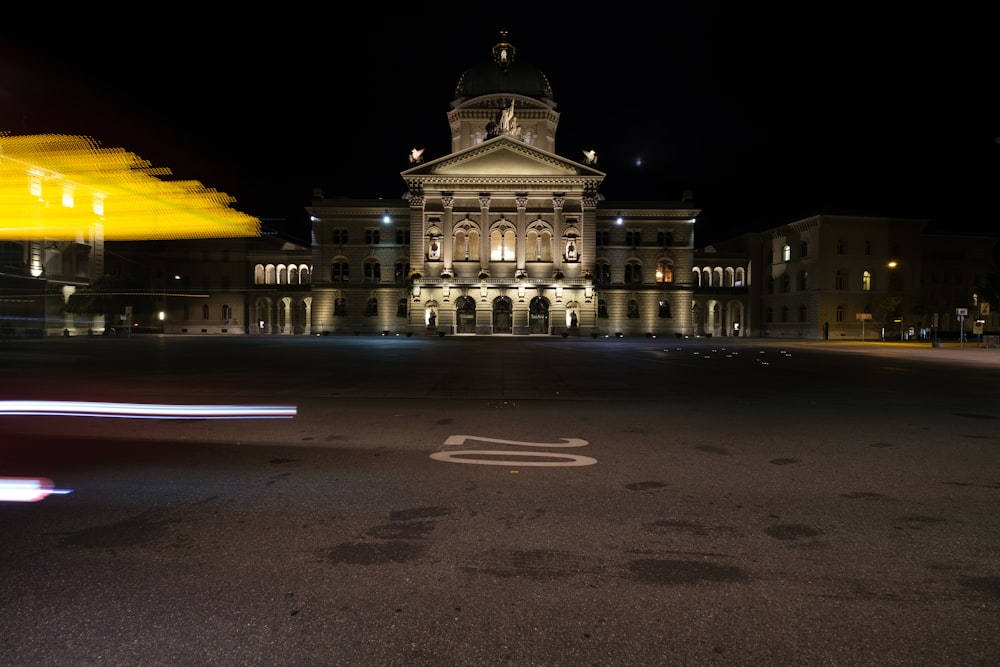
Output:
[
  {"xmin": 430, "ymin": 450, "xmax": 597, "ymax": 466},
  {"xmin": 433, "ymin": 435, "xmax": 596, "ymax": 467}
]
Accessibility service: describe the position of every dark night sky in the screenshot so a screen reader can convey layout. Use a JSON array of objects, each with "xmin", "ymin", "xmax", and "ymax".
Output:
[{"xmin": 2, "ymin": 7, "xmax": 997, "ymax": 246}]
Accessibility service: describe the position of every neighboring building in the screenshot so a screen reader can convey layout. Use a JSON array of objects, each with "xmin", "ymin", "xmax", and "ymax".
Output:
[
  {"xmin": 105, "ymin": 232, "xmax": 312, "ymax": 335},
  {"xmin": 718, "ymin": 214, "xmax": 1000, "ymax": 341}
]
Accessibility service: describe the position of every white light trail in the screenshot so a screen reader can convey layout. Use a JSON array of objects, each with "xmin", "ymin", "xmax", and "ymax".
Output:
[{"xmin": 0, "ymin": 401, "xmax": 297, "ymax": 419}]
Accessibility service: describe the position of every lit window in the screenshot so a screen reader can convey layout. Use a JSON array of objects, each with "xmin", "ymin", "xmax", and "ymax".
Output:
[
  {"xmin": 655, "ymin": 261, "xmax": 673, "ymax": 283},
  {"xmin": 862, "ymin": 270, "xmax": 872, "ymax": 291},
  {"xmin": 93, "ymin": 193, "xmax": 105, "ymax": 216},
  {"xmin": 62, "ymin": 186, "xmax": 74, "ymax": 208},
  {"xmin": 782, "ymin": 244, "xmax": 791, "ymax": 262}
]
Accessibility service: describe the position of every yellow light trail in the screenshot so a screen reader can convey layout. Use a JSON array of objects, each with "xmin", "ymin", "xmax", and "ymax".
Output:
[{"xmin": 0, "ymin": 134, "xmax": 260, "ymax": 240}]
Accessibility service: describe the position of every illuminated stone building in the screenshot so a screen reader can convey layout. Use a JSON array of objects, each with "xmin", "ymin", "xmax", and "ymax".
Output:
[{"xmin": 308, "ymin": 33, "xmax": 720, "ymax": 337}]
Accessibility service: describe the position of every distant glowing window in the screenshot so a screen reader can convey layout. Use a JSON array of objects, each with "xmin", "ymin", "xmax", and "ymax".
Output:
[
  {"xmin": 862, "ymin": 270, "xmax": 872, "ymax": 291},
  {"xmin": 93, "ymin": 193, "xmax": 105, "ymax": 216},
  {"xmin": 62, "ymin": 186, "xmax": 74, "ymax": 208},
  {"xmin": 655, "ymin": 261, "xmax": 673, "ymax": 283},
  {"xmin": 782, "ymin": 244, "xmax": 791, "ymax": 262}
]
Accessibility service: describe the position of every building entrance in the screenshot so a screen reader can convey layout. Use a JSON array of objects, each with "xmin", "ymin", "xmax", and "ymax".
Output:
[
  {"xmin": 529, "ymin": 296, "xmax": 549, "ymax": 334},
  {"xmin": 455, "ymin": 296, "xmax": 476, "ymax": 334}
]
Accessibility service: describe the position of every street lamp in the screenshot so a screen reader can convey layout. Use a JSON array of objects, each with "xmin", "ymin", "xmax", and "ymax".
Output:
[{"xmin": 887, "ymin": 260, "xmax": 903, "ymax": 341}]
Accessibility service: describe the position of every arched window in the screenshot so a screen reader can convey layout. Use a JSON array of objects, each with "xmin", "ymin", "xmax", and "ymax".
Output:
[
  {"xmin": 365, "ymin": 298, "xmax": 378, "ymax": 315},
  {"xmin": 490, "ymin": 225, "xmax": 516, "ymax": 261},
  {"xmin": 596, "ymin": 261, "xmax": 611, "ymax": 285},
  {"xmin": 394, "ymin": 260, "xmax": 410, "ymax": 284},
  {"xmin": 625, "ymin": 261, "xmax": 642, "ymax": 284},
  {"xmin": 656, "ymin": 261, "xmax": 673, "ymax": 284},
  {"xmin": 202, "ymin": 304, "xmax": 210, "ymax": 320},
  {"xmin": 453, "ymin": 223, "xmax": 479, "ymax": 261},
  {"xmin": 364, "ymin": 259, "xmax": 380, "ymax": 283},
  {"xmin": 265, "ymin": 264, "xmax": 276, "ymax": 284},
  {"xmin": 331, "ymin": 260, "xmax": 349, "ymax": 282},
  {"xmin": 782, "ymin": 244, "xmax": 791, "ymax": 262},
  {"xmin": 526, "ymin": 222, "xmax": 552, "ymax": 261},
  {"xmin": 862, "ymin": 270, "xmax": 872, "ymax": 291},
  {"xmin": 254, "ymin": 264, "xmax": 265, "ymax": 284},
  {"xmin": 835, "ymin": 270, "xmax": 845, "ymax": 290}
]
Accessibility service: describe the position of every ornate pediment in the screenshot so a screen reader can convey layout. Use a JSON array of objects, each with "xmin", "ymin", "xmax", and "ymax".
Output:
[{"xmin": 402, "ymin": 136, "xmax": 604, "ymax": 179}]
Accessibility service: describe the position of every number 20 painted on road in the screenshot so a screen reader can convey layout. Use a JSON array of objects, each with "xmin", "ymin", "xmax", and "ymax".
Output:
[{"xmin": 430, "ymin": 435, "xmax": 597, "ymax": 467}]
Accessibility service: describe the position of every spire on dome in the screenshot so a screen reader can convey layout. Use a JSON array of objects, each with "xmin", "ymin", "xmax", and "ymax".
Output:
[{"xmin": 492, "ymin": 30, "xmax": 514, "ymax": 72}]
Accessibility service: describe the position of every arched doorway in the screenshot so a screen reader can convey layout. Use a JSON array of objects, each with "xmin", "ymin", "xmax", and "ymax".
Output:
[
  {"xmin": 493, "ymin": 296, "xmax": 513, "ymax": 334},
  {"xmin": 529, "ymin": 296, "xmax": 549, "ymax": 334},
  {"xmin": 455, "ymin": 296, "xmax": 476, "ymax": 334}
]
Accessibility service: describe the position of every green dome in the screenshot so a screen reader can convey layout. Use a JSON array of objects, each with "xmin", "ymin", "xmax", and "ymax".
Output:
[{"xmin": 453, "ymin": 33, "xmax": 554, "ymax": 101}]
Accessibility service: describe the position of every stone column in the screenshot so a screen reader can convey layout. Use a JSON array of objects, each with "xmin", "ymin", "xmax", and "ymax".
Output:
[
  {"xmin": 442, "ymin": 193, "xmax": 454, "ymax": 274},
  {"xmin": 478, "ymin": 194, "xmax": 491, "ymax": 269},
  {"xmin": 515, "ymin": 193, "xmax": 528, "ymax": 273},
  {"xmin": 552, "ymin": 194, "xmax": 565, "ymax": 273}
]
